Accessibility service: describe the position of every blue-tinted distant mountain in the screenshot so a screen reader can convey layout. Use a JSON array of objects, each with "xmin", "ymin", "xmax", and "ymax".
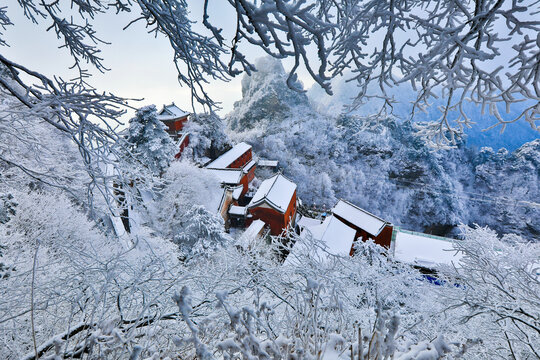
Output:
[{"xmin": 308, "ymin": 76, "xmax": 539, "ymax": 151}]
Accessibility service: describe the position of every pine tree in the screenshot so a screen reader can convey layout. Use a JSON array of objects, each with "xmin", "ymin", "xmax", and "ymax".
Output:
[{"xmin": 126, "ymin": 105, "xmax": 176, "ymax": 175}]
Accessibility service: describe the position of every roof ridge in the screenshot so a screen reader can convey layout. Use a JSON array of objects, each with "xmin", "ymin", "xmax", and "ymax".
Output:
[
  {"xmin": 206, "ymin": 167, "xmax": 242, "ymax": 172},
  {"xmin": 397, "ymin": 227, "xmax": 456, "ymax": 243},
  {"xmin": 264, "ymin": 174, "xmax": 280, "ymax": 198},
  {"xmin": 336, "ymin": 199, "xmax": 389, "ymax": 224},
  {"xmin": 319, "ymin": 215, "xmax": 336, "ymax": 241}
]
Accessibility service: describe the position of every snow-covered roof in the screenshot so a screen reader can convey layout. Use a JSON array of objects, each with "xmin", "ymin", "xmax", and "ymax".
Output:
[
  {"xmin": 157, "ymin": 103, "xmax": 190, "ymax": 121},
  {"xmin": 206, "ymin": 168, "xmax": 243, "ymax": 184},
  {"xmin": 232, "ymin": 186, "xmax": 243, "ymax": 200},
  {"xmin": 238, "ymin": 219, "xmax": 266, "ymax": 248},
  {"xmin": 229, "ymin": 205, "xmax": 247, "ymax": 216},
  {"xmin": 284, "ymin": 215, "xmax": 355, "ymax": 266},
  {"xmin": 332, "ymin": 200, "xmax": 388, "ymax": 236},
  {"xmin": 246, "ymin": 219, "xmax": 265, "ymax": 237},
  {"xmin": 178, "ymin": 132, "xmax": 189, "ymax": 144},
  {"xmin": 258, "ymin": 159, "xmax": 279, "ymax": 167},
  {"xmin": 305, "ymin": 216, "xmax": 332, "ymax": 240},
  {"xmin": 394, "ymin": 229, "xmax": 462, "ymax": 268},
  {"xmin": 206, "ymin": 142, "xmax": 251, "ymax": 169},
  {"xmin": 320, "ymin": 216, "xmax": 356, "ymax": 256},
  {"xmin": 297, "ymin": 216, "xmax": 323, "ymax": 229},
  {"xmin": 242, "ymin": 159, "xmax": 257, "ymax": 173},
  {"xmin": 248, "ymin": 174, "xmax": 297, "ymax": 213}
]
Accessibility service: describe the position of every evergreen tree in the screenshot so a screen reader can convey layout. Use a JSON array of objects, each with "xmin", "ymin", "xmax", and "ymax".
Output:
[{"xmin": 126, "ymin": 105, "xmax": 176, "ymax": 175}]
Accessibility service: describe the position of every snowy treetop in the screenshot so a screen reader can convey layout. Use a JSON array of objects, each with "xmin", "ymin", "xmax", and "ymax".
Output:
[{"xmin": 248, "ymin": 174, "xmax": 296, "ymax": 213}]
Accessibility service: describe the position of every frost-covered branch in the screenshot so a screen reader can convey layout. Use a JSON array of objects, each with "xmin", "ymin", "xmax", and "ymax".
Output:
[{"xmin": 440, "ymin": 225, "xmax": 540, "ymax": 358}]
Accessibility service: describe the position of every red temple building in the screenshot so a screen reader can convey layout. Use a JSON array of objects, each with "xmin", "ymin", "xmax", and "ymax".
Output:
[
  {"xmin": 206, "ymin": 142, "xmax": 256, "ymax": 196},
  {"xmin": 157, "ymin": 103, "xmax": 190, "ymax": 158},
  {"xmin": 157, "ymin": 103, "xmax": 190, "ymax": 137},
  {"xmin": 332, "ymin": 199, "xmax": 393, "ymax": 251},
  {"xmin": 246, "ymin": 174, "xmax": 297, "ymax": 236}
]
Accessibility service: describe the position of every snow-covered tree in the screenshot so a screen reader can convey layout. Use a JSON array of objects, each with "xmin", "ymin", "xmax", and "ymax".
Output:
[
  {"xmin": 440, "ymin": 225, "xmax": 540, "ymax": 358},
  {"xmin": 151, "ymin": 161, "xmax": 224, "ymax": 238},
  {"xmin": 184, "ymin": 112, "xmax": 232, "ymax": 162},
  {"xmin": 229, "ymin": 61, "xmax": 540, "ymax": 238},
  {"xmin": 173, "ymin": 205, "xmax": 232, "ymax": 261},
  {"xmin": 125, "ymin": 105, "xmax": 176, "ymax": 175}
]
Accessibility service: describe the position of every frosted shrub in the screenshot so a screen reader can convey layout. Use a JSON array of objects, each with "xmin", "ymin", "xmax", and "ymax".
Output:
[
  {"xmin": 0, "ymin": 192, "xmax": 16, "ymax": 224},
  {"xmin": 170, "ymin": 284, "xmax": 455, "ymax": 360},
  {"xmin": 173, "ymin": 205, "xmax": 232, "ymax": 261},
  {"xmin": 152, "ymin": 161, "xmax": 223, "ymax": 238},
  {"xmin": 185, "ymin": 112, "xmax": 232, "ymax": 162},
  {"xmin": 0, "ymin": 189, "xmax": 182, "ymax": 359}
]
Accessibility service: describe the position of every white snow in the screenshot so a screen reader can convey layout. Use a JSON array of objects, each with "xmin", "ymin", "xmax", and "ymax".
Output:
[
  {"xmin": 248, "ymin": 174, "xmax": 296, "ymax": 213},
  {"xmin": 332, "ymin": 200, "xmax": 387, "ymax": 236},
  {"xmin": 206, "ymin": 142, "xmax": 251, "ymax": 169},
  {"xmin": 297, "ymin": 216, "xmax": 323, "ymax": 229},
  {"xmin": 394, "ymin": 229, "xmax": 462, "ymax": 268},
  {"xmin": 229, "ymin": 205, "xmax": 247, "ymax": 216},
  {"xmin": 320, "ymin": 216, "xmax": 356, "ymax": 256},
  {"xmin": 232, "ymin": 186, "xmax": 243, "ymax": 200},
  {"xmin": 206, "ymin": 168, "xmax": 243, "ymax": 184},
  {"xmin": 258, "ymin": 159, "xmax": 278, "ymax": 167}
]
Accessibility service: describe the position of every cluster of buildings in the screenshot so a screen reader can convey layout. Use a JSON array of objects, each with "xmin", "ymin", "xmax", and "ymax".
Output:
[{"xmin": 159, "ymin": 104, "xmax": 462, "ymax": 272}]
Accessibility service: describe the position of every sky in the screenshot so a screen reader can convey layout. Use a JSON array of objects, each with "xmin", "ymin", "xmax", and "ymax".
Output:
[
  {"xmin": 1, "ymin": 1, "xmax": 314, "ymax": 121},
  {"xmin": 2, "ymin": 0, "xmax": 538, "ymax": 148}
]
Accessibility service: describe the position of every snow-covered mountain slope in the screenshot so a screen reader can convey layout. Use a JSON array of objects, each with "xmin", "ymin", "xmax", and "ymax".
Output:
[
  {"xmin": 227, "ymin": 58, "xmax": 540, "ymax": 239},
  {"xmin": 307, "ymin": 74, "xmax": 539, "ymax": 151}
]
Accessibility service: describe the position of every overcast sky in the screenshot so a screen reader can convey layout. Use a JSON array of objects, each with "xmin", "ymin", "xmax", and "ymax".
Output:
[{"xmin": 2, "ymin": 1, "xmax": 315, "ymax": 120}]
